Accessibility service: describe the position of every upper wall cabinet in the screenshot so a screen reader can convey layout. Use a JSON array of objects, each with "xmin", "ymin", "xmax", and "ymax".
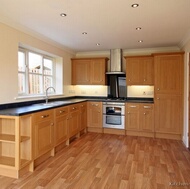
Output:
[
  {"xmin": 154, "ymin": 53, "xmax": 184, "ymax": 94},
  {"xmin": 125, "ymin": 56, "xmax": 154, "ymax": 85},
  {"xmin": 72, "ymin": 58, "xmax": 108, "ymax": 85}
]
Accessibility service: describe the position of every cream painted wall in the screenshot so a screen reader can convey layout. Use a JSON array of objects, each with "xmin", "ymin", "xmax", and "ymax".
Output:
[
  {"xmin": 182, "ymin": 41, "xmax": 190, "ymax": 148},
  {"xmin": 0, "ymin": 22, "xmax": 75, "ymax": 104}
]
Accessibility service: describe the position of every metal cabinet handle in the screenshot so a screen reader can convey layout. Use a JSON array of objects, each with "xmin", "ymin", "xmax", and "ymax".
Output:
[
  {"xmin": 128, "ymin": 112, "xmax": 130, "ymax": 114},
  {"xmin": 130, "ymin": 105, "xmax": 136, "ymax": 108},
  {"xmin": 144, "ymin": 113, "xmax": 146, "ymax": 115},
  {"xmin": 157, "ymin": 98, "xmax": 160, "ymax": 100},
  {"xmin": 72, "ymin": 107, "xmax": 76, "ymax": 110},
  {"xmin": 144, "ymin": 106, "xmax": 151, "ymax": 109},
  {"xmin": 41, "ymin": 115, "xmax": 49, "ymax": 118},
  {"xmin": 129, "ymin": 79, "xmax": 131, "ymax": 81},
  {"xmin": 144, "ymin": 79, "xmax": 146, "ymax": 81},
  {"xmin": 59, "ymin": 110, "xmax": 65, "ymax": 114},
  {"xmin": 95, "ymin": 104, "xmax": 98, "ymax": 106},
  {"xmin": 157, "ymin": 88, "xmax": 160, "ymax": 91},
  {"xmin": 51, "ymin": 122, "xmax": 54, "ymax": 126}
]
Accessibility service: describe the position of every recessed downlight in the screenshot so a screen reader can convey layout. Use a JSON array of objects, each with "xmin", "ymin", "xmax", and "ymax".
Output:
[
  {"xmin": 96, "ymin": 43, "xmax": 100, "ymax": 46},
  {"xmin": 60, "ymin": 13, "xmax": 67, "ymax": 17},
  {"xmin": 131, "ymin": 4, "xmax": 139, "ymax": 8},
  {"xmin": 82, "ymin": 32, "xmax": 87, "ymax": 35},
  {"xmin": 136, "ymin": 27, "xmax": 142, "ymax": 30},
  {"xmin": 138, "ymin": 40, "xmax": 143, "ymax": 43}
]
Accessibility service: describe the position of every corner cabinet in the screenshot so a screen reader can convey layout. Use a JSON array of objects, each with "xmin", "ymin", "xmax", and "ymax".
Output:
[
  {"xmin": 0, "ymin": 115, "xmax": 33, "ymax": 178},
  {"xmin": 72, "ymin": 58, "xmax": 108, "ymax": 85},
  {"xmin": 154, "ymin": 52, "xmax": 184, "ymax": 140},
  {"xmin": 125, "ymin": 55, "xmax": 154, "ymax": 85}
]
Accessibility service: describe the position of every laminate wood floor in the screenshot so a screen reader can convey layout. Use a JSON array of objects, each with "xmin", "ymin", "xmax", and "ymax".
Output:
[{"xmin": 1, "ymin": 133, "xmax": 190, "ymax": 189}]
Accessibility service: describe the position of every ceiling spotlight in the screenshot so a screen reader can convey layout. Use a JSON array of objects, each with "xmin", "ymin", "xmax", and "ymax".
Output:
[
  {"xmin": 131, "ymin": 4, "xmax": 139, "ymax": 8},
  {"xmin": 138, "ymin": 40, "xmax": 143, "ymax": 43},
  {"xmin": 82, "ymin": 32, "xmax": 87, "ymax": 35},
  {"xmin": 96, "ymin": 43, "xmax": 100, "ymax": 46},
  {"xmin": 136, "ymin": 27, "xmax": 142, "ymax": 30},
  {"xmin": 60, "ymin": 13, "xmax": 67, "ymax": 17}
]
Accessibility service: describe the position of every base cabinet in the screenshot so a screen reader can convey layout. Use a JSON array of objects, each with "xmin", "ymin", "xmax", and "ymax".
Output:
[
  {"xmin": 54, "ymin": 106, "xmax": 69, "ymax": 146},
  {"xmin": 79, "ymin": 102, "xmax": 87, "ymax": 131},
  {"xmin": 154, "ymin": 94, "xmax": 182, "ymax": 139},
  {"xmin": 126, "ymin": 103, "xmax": 154, "ymax": 137},
  {"xmin": 87, "ymin": 101, "xmax": 103, "ymax": 133},
  {"xmin": 0, "ymin": 115, "xmax": 32, "ymax": 178},
  {"xmin": 68, "ymin": 104, "xmax": 80, "ymax": 138},
  {"xmin": 33, "ymin": 109, "xmax": 54, "ymax": 159}
]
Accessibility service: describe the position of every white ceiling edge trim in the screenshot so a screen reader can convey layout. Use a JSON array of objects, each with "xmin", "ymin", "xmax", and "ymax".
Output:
[
  {"xmin": 76, "ymin": 50, "xmax": 110, "ymax": 58},
  {"xmin": 0, "ymin": 15, "xmax": 76, "ymax": 55},
  {"xmin": 123, "ymin": 46, "xmax": 181, "ymax": 56},
  {"xmin": 178, "ymin": 30, "xmax": 190, "ymax": 49},
  {"xmin": 76, "ymin": 46, "xmax": 181, "ymax": 57}
]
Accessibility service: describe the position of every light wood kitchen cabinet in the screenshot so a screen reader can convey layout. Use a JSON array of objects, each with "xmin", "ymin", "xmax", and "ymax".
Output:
[
  {"xmin": 87, "ymin": 101, "xmax": 103, "ymax": 133},
  {"xmin": 154, "ymin": 52, "xmax": 184, "ymax": 140},
  {"xmin": 79, "ymin": 102, "xmax": 87, "ymax": 131},
  {"xmin": 0, "ymin": 114, "xmax": 32, "ymax": 178},
  {"xmin": 54, "ymin": 106, "xmax": 69, "ymax": 146},
  {"xmin": 68, "ymin": 104, "xmax": 80, "ymax": 138},
  {"xmin": 72, "ymin": 58, "xmax": 108, "ymax": 85},
  {"xmin": 154, "ymin": 53, "xmax": 183, "ymax": 94},
  {"xmin": 126, "ymin": 103, "xmax": 140, "ymax": 131},
  {"xmin": 154, "ymin": 94, "xmax": 182, "ymax": 139},
  {"xmin": 33, "ymin": 109, "xmax": 54, "ymax": 159},
  {"xmin": 125, "ymin": 56, "xmax": 154, "ymax": 85},
  {"xmin": 140, "ymin": 104, "xmax": 154, "ymax": 132},
  {"xmin": 126, "ymin": 103, "xmax": 154, "ymax": 137},
  {"xmin": 72, "ymin": 59, "xmax": 91, "ymax": 85}
]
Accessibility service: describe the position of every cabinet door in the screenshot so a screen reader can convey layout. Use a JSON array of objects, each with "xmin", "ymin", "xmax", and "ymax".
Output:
[
  {"xmin": 91, "ymin": 59, "xmax": 106, "ymax": 85},
  {"xmin": 126, "ymin": 58, "xmax": 141, "ymax": 85},
  {"xmin": 143, "ymin": 57, "xmax": 154, "ymax": 85},
  {"xmin": 79, "ymin": 103, "xmax": 87, "ymax": 131},
  {"xmin": 154, "ymin": 94, "xmax": 182, "ymax": 134},
  {"xmin": 126, "ymin": 104, "xmax": 140, "ymax": 130},
  {"xmin": 72, "ymin": 59, "xmax": 91, "ymax": 85},
  {"xmin": 140, "ymin": 104, "xmax": 154, "ymax": 132},
  {"xmin": 55, "ymin": 115, "xmax": 68, "ymax": 145},
  {"xmin": 154, "ymin": 54, "xmax": 183, "ymax": 94},
  {"xmin": 87, "ymin": 102, "xmax": 102, "ymax": 128},
  {"xmin": 34, "ymin": 119, "xmax": 54, "ymax": 158},
  {"xmin": 33, "ymin": 110, "xmax": 54, "ymax": 159},
  {"xmin": 69, "ymin": 111, "xmax": 80, "ymax": 138}
]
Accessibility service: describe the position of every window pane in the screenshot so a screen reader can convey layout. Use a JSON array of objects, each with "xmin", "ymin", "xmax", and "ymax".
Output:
[
  {"xmin": 18, "ymin": 51, "xmax": 25, "ymax": 72},
  {"xmin": 18, "ymin": 73, "xmax": 25, "ymax": 93},
  {"xmin": 44, "ymin": 76, "xmax": 53, "ymax": 92},
  {"xmin": 29, "ymin": 74, "xmax": 42, "ymax": 94},
  {"xmin": 29, "ymin": 52, "xmax": 42, "ymax": 74},
  {"xmin": 44, "ymin": 58, "xmax": 53, "ymax": 75}
]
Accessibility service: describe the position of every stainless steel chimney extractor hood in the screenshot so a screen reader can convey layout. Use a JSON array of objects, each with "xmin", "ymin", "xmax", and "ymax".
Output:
[{"xmin": 106, "ymin": 49, "xmax": 125, "ymax": 75}]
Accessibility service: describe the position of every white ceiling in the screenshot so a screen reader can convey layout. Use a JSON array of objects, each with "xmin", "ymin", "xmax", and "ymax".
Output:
[{"xmin": 0, "ymin": 0, "xmax": 190, "ymax": 52}]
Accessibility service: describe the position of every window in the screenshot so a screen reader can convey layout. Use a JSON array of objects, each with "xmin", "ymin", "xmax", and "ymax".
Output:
[{"xmin": 18, "ymin": 48, "xmax": 55, "ymax": 96}]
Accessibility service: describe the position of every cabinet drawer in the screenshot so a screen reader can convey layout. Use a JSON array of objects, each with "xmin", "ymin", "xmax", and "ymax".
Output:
[
  {"xmin": 127, "ymin": 103, "xmax": 140, "ymax": 110},
  {"xmin": 55, "ymin": 106, "xmax": 69, "ymax": 117},
  {"xmin": 33, "ymin": 109, "xmax": 54, "ymax": 122},
  {"xmin": 140, "ymin": 104, "xmax": 154, "ymax": 110},
  {"xmin": 69, "ymin": 104, "xmax": 80, "ymax": 112}
]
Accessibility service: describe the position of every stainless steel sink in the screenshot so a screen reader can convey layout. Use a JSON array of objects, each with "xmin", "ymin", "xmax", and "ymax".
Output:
[{"xmin": 33, "ymin": 101, "xmax": 72, "ymax": 107}]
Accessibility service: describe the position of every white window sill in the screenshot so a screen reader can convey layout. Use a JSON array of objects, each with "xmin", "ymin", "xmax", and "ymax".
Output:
[{"xmin": 15, "ymin": 93, "xmax": 64, "ymax": 100}]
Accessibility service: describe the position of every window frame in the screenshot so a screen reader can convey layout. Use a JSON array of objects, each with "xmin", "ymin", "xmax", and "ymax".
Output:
[{"xmin": 18, "ymin": 47, "xmax": 56, "ymax": 96}]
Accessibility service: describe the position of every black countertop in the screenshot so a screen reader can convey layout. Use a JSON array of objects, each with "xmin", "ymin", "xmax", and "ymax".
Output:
[{"xmin": 0, "ymin": 97, "xmax": 153, "ymax": 116}]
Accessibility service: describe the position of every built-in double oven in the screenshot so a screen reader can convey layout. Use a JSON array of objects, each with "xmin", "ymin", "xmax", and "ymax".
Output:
[{"xmin": 103, "ymin": 102, "xmax": 125, "ymax": 129}]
